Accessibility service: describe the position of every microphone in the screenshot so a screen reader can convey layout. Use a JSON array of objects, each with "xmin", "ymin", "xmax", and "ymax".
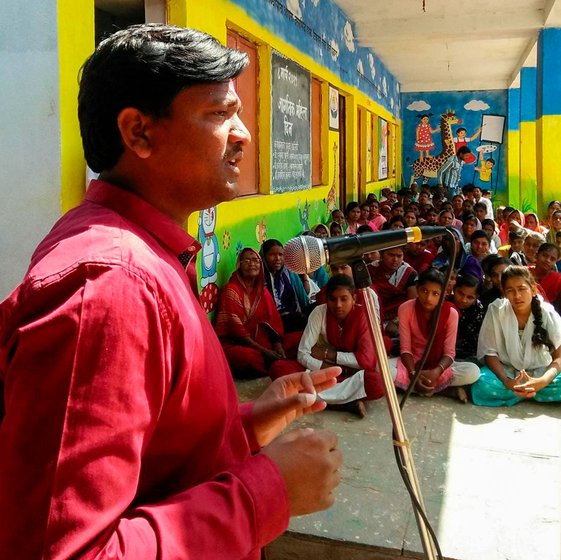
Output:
[{"xmin": 284, "ymin": 226, "xmax": 448, "ymax": 274}]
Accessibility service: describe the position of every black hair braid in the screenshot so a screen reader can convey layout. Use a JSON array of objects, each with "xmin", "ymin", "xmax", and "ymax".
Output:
[{"xmin": 531, "ymin": 296, "xmax": 555, "ymax": 351}]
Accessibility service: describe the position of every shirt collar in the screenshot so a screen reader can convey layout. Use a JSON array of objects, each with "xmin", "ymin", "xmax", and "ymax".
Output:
[{"xmin": 86, "ymin": 179, "xmax": 201, "ymax": 259}]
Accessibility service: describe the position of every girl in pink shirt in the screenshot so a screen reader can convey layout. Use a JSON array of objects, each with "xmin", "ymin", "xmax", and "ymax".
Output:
[{"xmin": 388, "ymin": 269, "xmax": 480, "ymax": 400}]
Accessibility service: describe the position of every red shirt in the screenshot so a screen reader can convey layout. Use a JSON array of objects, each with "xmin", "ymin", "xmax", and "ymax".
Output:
[{"xmin": 0, "ymin": 180, "xmax": 289, "ymax": 559}]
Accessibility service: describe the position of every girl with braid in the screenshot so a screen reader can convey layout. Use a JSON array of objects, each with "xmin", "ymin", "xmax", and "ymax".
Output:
[{"xmin": 472, "ymin": 266, "xmax": 561, "ymax": 406}]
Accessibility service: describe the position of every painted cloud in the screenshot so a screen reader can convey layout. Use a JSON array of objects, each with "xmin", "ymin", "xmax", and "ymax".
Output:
[
  {"xmin": 382, "ymin": 76, "xmax": 387, "ymax": 97},
  {"xmin": 311, "ymin": 0, "xmax": 320, "ymax": 5},
  {"xmin": 357, "ymin": 59, "xmax": 364, "ymax": 76},
  {"xmin": 464, "ymin": 100, "xmax": 490, "ymax": 111},
  {"xmin": 407, "ymin": 100, "xmax": 431, "ymax": 111},
  {"xmin": 343, "ymin": 21, "xmax": 355, "ymax": 52},
  {"xmin": 368, "ymin": 53, "xmax": 376, "ymax": 79},
  {"xmin": 286, "ymin": 0, "xmax": 302, "ymax": 19}
]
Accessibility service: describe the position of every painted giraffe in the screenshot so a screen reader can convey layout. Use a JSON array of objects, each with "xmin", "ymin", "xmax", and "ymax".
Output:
[{"xmin": 411, "ymin": 111, "xmax": 461, "ymax": 183}]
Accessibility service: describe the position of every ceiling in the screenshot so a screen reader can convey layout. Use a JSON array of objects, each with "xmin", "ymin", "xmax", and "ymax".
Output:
[{"xmin": 334, "ymin": 0, "xmax": 561, "ymax": 92}]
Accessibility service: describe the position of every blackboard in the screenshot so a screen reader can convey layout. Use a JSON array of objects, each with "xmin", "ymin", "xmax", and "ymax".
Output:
[{"xmin": 271, "ymin": 51, "xmax": 311, "ymax": 193}]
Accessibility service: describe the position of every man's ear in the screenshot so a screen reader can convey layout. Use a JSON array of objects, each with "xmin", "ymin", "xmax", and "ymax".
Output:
[{"xmin": 116, "ymin": 108, "xmax": 154, "ymax": 159}]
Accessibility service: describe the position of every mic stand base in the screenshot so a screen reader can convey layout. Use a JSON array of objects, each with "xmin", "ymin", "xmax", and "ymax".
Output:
[{"xmin": 351, "ymin": 260, "xmax": 439, "ymax": 560}]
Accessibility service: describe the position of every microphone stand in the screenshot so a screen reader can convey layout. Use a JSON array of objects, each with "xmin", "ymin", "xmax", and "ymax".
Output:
[{"xmin": 351, "ymin": 259, "xmax": 439, "ymax": 560}]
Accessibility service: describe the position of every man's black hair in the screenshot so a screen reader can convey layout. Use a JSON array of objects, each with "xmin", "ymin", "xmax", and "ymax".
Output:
[{"xmin": 79, "ymin": 24, "xmax": 248, "ymax": 172}]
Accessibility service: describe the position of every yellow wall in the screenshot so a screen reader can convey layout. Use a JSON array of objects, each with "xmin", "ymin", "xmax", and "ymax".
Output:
[
  {"xmin": 176, "ymin": 0, "xmax": 400, "ymax": 232},
  {"xmin": 507, "ymin": 129, "xmax": 520, "ymax": 209},
  {"xmin": 536, "ymin": 115, "xmax": 561, "ymax": 214},
  {"xmin": 57, "ymin": 0, "xmax": 401, "ymax": 231},
  {"xmin": 519, "ymin": 121, "xmax": 538, "ymax": 212},
  {"xmin": 58, "ymin": 0, "xmax": 95, "ymax": 212}
]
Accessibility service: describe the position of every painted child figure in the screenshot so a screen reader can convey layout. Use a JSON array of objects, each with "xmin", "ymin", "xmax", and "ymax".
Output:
[
  {"xmin": 414, "ymin": 114, "xmax": 440, "ymax": 161},
  {"xmin": 452, "ymin": 126, "xmax": 481, "ymax": 164},
  {"xmin": 474, "ymin": 151, "xmax": 495, "ymax": 185}
]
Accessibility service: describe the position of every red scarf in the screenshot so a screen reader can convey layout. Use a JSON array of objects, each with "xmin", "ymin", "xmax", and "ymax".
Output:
[
  {"xmin": 414, "ymin": 299, "xmax": 452, "ymax": 369},
  {"xmin": 325, "ymin": 305, "xmax": 376, "ymax": 371}
]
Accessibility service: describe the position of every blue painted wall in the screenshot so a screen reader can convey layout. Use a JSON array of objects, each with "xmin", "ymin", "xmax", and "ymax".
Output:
[
  {"xmin": 401, "ymin": 90, "xmax": 508, "ymax": 201},
  {"xmin": 231, "ymin": 0, "xmax": 401, "ymax": 118}
]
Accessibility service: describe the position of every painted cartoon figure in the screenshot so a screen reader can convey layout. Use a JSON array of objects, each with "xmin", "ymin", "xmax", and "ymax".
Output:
[
  {"xmin": 298, "ymin": 199, "xmax": 310, "ymax": 231},
  {"xmin": 453, "ymin": 126, "xmax": 481, "ymax": 164},
  {"xmin": 414, "ymin": 114, "xmax": 441, "ymax": 160},
  {"xmin": 198, "ymin": 206, "xmax": 221, "ymax": 288},
  {"xmin": 474, "ymin": 150, "xmax": 495, "ymax": 183}
]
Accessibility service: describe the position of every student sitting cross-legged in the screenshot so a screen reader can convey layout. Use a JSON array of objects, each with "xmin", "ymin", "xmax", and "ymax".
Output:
[
  {"xmin": 388, "ymin": 268, "xmax": 480, "ymax": 402},
  {"xmin": 472, "ymin": 265, "xmax": 561, "ymax": 406},
  {"xmin": 269, "ymin": 274, "xmax": 384, "ymax": 418}
]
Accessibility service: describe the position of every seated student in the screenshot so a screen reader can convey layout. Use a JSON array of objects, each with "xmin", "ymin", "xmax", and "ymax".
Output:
[
  {"xmin": 481, "ymin": 218, "xmax": 501, "ymax": 253},
  {"xmin": 367, "ymin": 200, "xmax": 386, "ymax": 231},
  {"xmin": 433, "ymin": 227, "xmax": 483, "ymax": 282},
  {"xmin": 461, "ymin": 214, "xmax": 479, "ymax": 243},
  {"xmin": 379, "ymin": 204, "xmax": 392, "ymax": 222},
  {"xmin": 344, "ymin": 201, "xmax": 361, "ymax": 234},
  {"xmin": 450, "ymin": 274, "xmax": 485, "ymax": 363},
  {"xmin": 466, "ymin": 230, "xmax": 491, "ymax": 262},
  {"xmin": 215, "ymin": 248, "xmax": 300, "ymax": 379},
  {"xmin": 472, "ymin": 266, "xmax": 561, "ymax": 406},
  {"xmin": 356, "ymin": 224, "xmax": 379, "ymax": 264},
  {"xmin": 358, "ymin": 202, "xmax": 371, "ymax": 226},
  {"xmin": 522, "ymin": 230, "xmax": 545, "ymax": 265},
  {"xmin": 270, "ymin": 274, "xmax": 385, "ymax": 418},
  {"xmin": 451, "ymin": 194, "xmax": 464, "ymax": 219},
  {"xmin": 545, "ymin": 207, "xmax": 561, "ymax": 243},
  {"xmin": 388, "ymin": 269, "xmax": 480, "ymax": 401},
  {"xmin": 498, "ymin": 229, "xmax": 527, "ymax": 265},
  {"xmin": 473, "ymin": 201, "xmax": 488, "ymax": 225},
  {"xmin": 330, "ymin": 221, "xmax": 343, "ymax": 237},
  {"xmin": 499, "ymin": 209, "xmax": 525, "ymax": 245},
  {"xmin": 331, "ymin": 208, "xmax": 346, "ymax": 228},
  {"xmin": 390, "ymin": 202, "xmax": 405, "ymax": 217},
  {"xmin": 261, "ymin": 239, "xmax": 310, "ymax": 332},
  {"xmin": 382, "ymin": 215, "xmax": 407, "ymax": 230},
  {"xmin": 480, "ymin": 255, "xmax": 511, "ymax": 310},
  {"xmin": 368, "ymin": 246, "xmax": 418, "ymax": 337},
  {"xmin": 530, "ymin": 243, "xmax": 561, "ymax": 314},
  {"xmin": 438, "ymin": 209, "xmax": 455, "ymax": 228},
  {"xmin": 440, "ymin": 202, "xmax": 462, "ymax": 228},
  {"xmin": 424, "ymin": 207, "xmax": 439, "ymax": 226},
  {"xmin": 404, "ymin": 240, "xmax": 435, "ymax": 274},
  {"xmin": 403, "ymin": 209, "xmax": 418, "ymax": 227},
  {"xmin": 524, "ymin": 212, "xmax": 547, "ymax": 235}
]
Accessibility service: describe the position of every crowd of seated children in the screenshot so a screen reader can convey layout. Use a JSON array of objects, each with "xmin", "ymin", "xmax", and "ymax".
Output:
[{"xmin": 215, "ymin": 189, "xmax": 561, "ymax": 411}]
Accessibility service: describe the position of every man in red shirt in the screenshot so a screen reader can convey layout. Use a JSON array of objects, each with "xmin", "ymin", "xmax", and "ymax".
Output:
[{"xmin": 0, "ymin": 25, "xmax": 342, "ymax": 559}]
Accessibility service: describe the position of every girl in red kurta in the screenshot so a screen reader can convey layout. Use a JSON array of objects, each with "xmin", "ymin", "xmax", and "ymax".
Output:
[
  {"xmin": 530, "ymin": 243, "xmax": 561, "ymax": 315},
  {"xmin": 215, "ymin": 248, "xmax": 300, "ymax": 378}
]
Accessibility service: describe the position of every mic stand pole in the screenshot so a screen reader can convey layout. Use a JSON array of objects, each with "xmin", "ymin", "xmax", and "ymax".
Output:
[{"xmin": 351, "ymin": 259, "xmax": 438, "ymax": 560}]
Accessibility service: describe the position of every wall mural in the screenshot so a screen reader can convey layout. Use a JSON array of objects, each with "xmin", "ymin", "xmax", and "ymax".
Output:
[
  {"xmin": 402, "ymin": 90, "xmax": 508, "ymax": 203},
  {"xmin": 231, "ymin": 0, "xmax": 401, "ymax": 118}
]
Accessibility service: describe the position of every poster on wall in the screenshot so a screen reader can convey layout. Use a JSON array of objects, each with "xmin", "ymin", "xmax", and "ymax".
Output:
[
  {"xmin": 480, "ymin": 114, "xmax": 505, "ymax": 144},
  {"xmin": 329, "ymin": 86, "xmax": 339, "ymax": 130},
  {"xmin": 378, "ymin": 117, "xmax": 388, "ymax": 180},
  {"xmin": 271, "ymin": 51, "xmax": 311, "ymax": 193}
]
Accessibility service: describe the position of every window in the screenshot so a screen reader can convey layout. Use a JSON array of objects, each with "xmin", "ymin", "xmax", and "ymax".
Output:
[
  {"xmin": 311, "ymin": 78, "xmax": 323, "ymax": 186},
  {"xmin": 227, "ymin": 31, "xmax": 259, "ymax": 196}
]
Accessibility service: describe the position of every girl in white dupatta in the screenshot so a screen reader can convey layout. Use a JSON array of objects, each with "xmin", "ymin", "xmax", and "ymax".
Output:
[{"xmin": 472, "ymin": 266, "xmax": 561, "ymax": 406}]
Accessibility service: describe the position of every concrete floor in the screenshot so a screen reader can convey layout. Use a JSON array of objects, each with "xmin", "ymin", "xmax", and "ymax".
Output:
[{"xmin": 236, "ymin": 378, "xmax": 561, "ymax": 560}]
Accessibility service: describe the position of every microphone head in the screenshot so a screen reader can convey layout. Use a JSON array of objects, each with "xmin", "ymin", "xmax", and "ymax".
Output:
[{"xmin": 284, "ymin": 235, "xmax": 326, "ymax": 274}]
